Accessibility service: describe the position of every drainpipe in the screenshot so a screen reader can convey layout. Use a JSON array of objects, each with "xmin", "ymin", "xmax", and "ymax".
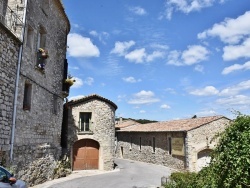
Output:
[{"xmin": 10, "ymin": 0, "xmax": 28, "ymax": 161}]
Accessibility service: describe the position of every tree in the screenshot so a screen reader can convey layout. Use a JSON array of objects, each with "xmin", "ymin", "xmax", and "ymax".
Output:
[
  {"xmin": 165, "ymin": 114, "xmax": 250, "ymax": 188},
  {"xmin": 206, "ymin": 114, "xmax": 250, "ymax": 188}
]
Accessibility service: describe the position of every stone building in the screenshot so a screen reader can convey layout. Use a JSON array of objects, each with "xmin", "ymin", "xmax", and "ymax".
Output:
[
  {"xmin": 0, "ymin": 0, "xmax": 70, "ymax": 186},
  {"xmin": 0, "ymin": 0, "xmax": 22, "ymax": 166},
  {"xmin": 116, "ymin": 116, "xmax": 231, "ymax": 172},
  {"xmin": 64, "ymin": 94, "xmax": 117, "ymax": 171}
]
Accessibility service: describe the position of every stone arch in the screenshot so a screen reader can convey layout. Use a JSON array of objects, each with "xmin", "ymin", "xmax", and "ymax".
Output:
[
  {"xmin": 72, "ymin": 139, "xmax": 100, "ymax": 170},
  {"xmin": 196, "ymin": 148, "xmax": 213, "ymax": 171}
]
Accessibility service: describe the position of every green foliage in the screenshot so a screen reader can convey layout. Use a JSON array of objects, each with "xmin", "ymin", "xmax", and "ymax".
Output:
[
  {"xmin": 164, "ymin": 172, "xmax": 197, "ymax": 188},
  {"xmin": 207, "ymin": 114, "xmax": 250, "ymax": 188},
  {"xmin": 164, "ymin": 114, "xmax": 250, "ymax": 188}
]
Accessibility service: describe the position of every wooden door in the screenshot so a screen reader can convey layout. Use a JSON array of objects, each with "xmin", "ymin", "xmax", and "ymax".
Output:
[{"xmin": 73, "ymin": 139, "xmax": 99, "ymax": 170}]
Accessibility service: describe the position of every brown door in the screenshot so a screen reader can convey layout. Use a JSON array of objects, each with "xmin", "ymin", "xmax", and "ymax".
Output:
[{"xmin": 73, "ymin": 139, "xmax": 99, "ymax": 170}]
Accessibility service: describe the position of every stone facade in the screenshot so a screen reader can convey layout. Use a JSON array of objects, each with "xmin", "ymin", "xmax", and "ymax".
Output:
[
  {"xmin": 116, "ymin": 116, "xmax": 231, "ymax": 172},
  {"xmin": 66, "ymin": 94, "xmax": 117, "ymax": 171},
  {"xmin": 0, "ymin": 0, "xmax": 70, "ymax": 186},
  {"xmin": 117, "ymin": 132, "xmax": 185, "ymax": 170},
  {"xmin": 0, "ymin": 20, "xmax": 21, "ymax": 165},
  {"xmin": 186, "ymin": 117, "xmax": 230, "ymax": 171}
]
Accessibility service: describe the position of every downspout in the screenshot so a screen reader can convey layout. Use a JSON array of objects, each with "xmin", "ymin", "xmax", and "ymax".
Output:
[{"xmin": 10, "ymin": 0, "xmax": 28, "ymax": 161}]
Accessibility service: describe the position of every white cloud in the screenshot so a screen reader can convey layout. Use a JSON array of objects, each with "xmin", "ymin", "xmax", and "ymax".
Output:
[
  {"xmin": 223, "ymin": 38, "xmax": 250, "ymax": 61},
  {"xmin": 190, "ymin": 86, "xmax": 219, "ymax": 96},
  {"xmin": 84, "ymin": 77, "xmax": 94, "ymax": 86},
  {"xmin": 196, "ymin": 110, "xmax": 217, "ymax": 116},
  {"xmin": 198, "ymin": 11, "xmax": 250, "ymax": 44},
  {"xmin": 67, "ymin": 33, "xmax": 100, "ymax": 58},
  {"xmin": 167, "ymin": 45, "xmax": 209, "ymax": 66},
  {"xmin": 110, "ymin": 41, "xmax": 135, "ymax": 56},
  {"xmin": 219, "ymin": 80, "xmax": 250, "ymax": 96},
  {"xmin": 128, "ymin": 90, "xmax": 160, "ymax": 105},
  {"xmin": 111, "ymin": 41, "xmax": 165, "ymax": 63},
  {"xmin": 89, "ymin": 30, "xmax": 98, "ymax": 36},
  {"xmin": 164, "ymin": 0, "xmax": 222, "ymax": 20},
  {"xmin": 167, "ymin": 50, "xmax": 182, "ymax": 66},
  {"xmin": 150, "ymin": 44, "xmax": 169, "ymax": 50},
  {"xmin": 123, "ymin": 77, "xmax": 142, "ymax": 83},
  {"xmin": 125, "ymin": 48, "xmax": 146, "ymax": 63},
  {"xmin": 89, "ymin": 31, "xmax": 109, "ymax": 44},
  {"xmin": 146, "ymin": 51, "xmax": 165, "ymax": 62},
  {"xmin": 68, "ymin": 95, "xmax": 85, "ymax": 101},
  {"xmin": 160, "ymin": 104, "xmax": 171, "ymax": 109},
  {"xmin": 216, "ymin": 95, "xmax": 250, "ymax": 105},
  {"xmin": 222, "ymin": 61, "xmax": 250, "ymax": 75},
  {"xmin": 129, "ymin": 6, "xmax": 147, "ymax": 15},
  {"xmin": 182, "ymin": 45, "xmax": 209, "ymax": 65},
  {"xmin": 165, "ymin": 88, "xmax": 176, "ymax": 94},
  {"xmin": 194, "ymin": 65, "xmax": 204, "ymax": 73},
  {"xmin": 71, "ymin": 77, "xmax": 83, "ymax": 88},
  {"xmin": 69, "ymin": 66, "xmax": 79, "ymax": 70},
  {"xmin": 139, "ymin": 110, "xmax": 146, "ymax": 113}
]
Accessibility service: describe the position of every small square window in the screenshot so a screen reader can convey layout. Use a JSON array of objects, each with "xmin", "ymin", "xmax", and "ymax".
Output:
[
  {"xmin": 79, "ymin": 112, "xmax": 92, "ymax": 132},
  {"xmin": 152, "ymin": 137, "xmax": 156, "ymax": 153},
  {"xmin": 168, "ymin": 137, "xmax": 172, "ymax": 155},
  {"xmin": 52, "ymin": 94, "xmax": 58, "ymax": 114},
  {"xmin": 23, "ymin": 83, "xmax": 32, "ymax": 110},
  {"xmin": 26, "ymin": 25, "xmax": 34, "ymax": 49}
]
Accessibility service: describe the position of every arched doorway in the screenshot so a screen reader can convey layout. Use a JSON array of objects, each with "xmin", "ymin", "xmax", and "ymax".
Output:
[
  {"xmin": 73, "ymin": 139, "xmax": 99, "ymax": 170},
  {"xmin": 197, "ymin": 149, "xmax": 213, "ymax": 171}
]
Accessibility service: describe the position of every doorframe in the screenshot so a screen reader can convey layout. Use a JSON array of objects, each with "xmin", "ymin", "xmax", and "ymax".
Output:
[{"xmin": 71, "ymin": 138, "xmax": 100, "ymax": 170}]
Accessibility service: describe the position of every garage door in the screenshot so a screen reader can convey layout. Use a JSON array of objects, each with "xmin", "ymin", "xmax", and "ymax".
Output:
[
  {"xmin": 73, "ymin": 139, "xmax": 99, "ymax": 170},
  {"xmin": 197, "ymin": 149, "xmax": 212, "ymax": 171}
]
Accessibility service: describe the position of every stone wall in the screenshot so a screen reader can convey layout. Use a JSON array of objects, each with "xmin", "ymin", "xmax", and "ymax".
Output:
[
  {"xmin": 186, "ymin": 117, "xmax": 230, "ymax": 171},
  {"xmin": 0, "ymin": 22, "xmax": 20, "ymax": 164},
  {"xmin": 68, "ymin": 97, "xmax": 116, "ymax": 171},
  {"xmin": 5, "ymin": 0, "xmax": 70, "ymax": 186},
  {"xmin": 116, "ymin": 132, "xmax": 185, "ymax": 170}
]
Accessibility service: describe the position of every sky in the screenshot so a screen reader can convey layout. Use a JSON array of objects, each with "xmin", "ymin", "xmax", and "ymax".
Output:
[{"xmin": 62, "ymin": 0, "xmax": 250, "ymax": 121}]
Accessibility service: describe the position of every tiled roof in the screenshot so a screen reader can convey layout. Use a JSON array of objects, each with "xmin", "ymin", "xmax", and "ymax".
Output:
[
  {"xmin": 67, "ymin": 94, "xmax": 118, "ymax": 110},
  {"xmin": 115, "ymin": 119, "xmax": 140, "ymax": 129},
  {"xmin": 117, "ymin": 116, "xmax": 229, "ymax": 132}
]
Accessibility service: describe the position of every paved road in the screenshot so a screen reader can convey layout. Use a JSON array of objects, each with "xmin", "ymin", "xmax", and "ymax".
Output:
[{"xmin": 32, "ymin": 158, "xmax": 174, "ymax": 188}]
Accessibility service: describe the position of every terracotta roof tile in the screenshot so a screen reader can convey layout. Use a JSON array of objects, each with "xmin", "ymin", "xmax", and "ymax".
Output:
[
  {"xmin": 115, "ymin": 120, "xmax": 141, "ymax": 128},
  {"xmin": 117, "ymin": 115, "xmax": 229, "ymax": 132}
]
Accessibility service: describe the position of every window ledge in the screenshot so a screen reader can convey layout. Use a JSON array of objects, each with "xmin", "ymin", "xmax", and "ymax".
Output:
[{"xmin": 78, "ymin": 131, "xmax": 93, "ymax": 135}]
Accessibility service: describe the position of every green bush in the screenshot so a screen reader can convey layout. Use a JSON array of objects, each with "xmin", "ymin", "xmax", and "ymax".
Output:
[
  {"xmin": 165, "ymin": 114, "xmax": 250, "ymax": 188},
  {"xmin": 164, "ymin": 172, "xmax": 197, "ymax": 188}
]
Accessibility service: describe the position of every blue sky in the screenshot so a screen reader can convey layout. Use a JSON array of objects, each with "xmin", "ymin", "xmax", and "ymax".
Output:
[{"xmin": 62, "ymin": 0, "xmax": 250, "ymax": 121}]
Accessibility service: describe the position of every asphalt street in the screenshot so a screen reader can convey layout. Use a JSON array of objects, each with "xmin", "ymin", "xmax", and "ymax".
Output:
[{"xmin": 32, "ymin": 158, "xmax": 174, "ymax": 188}]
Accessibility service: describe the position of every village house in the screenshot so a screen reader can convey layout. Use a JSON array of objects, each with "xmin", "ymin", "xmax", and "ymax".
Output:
[
  {"xmin": 115, "ymin": 116, "xmax": 231, "ymax": 172},
  {"xmin": 0, "ymin": 0, "xmax": 70, "ymax": 186},
  {"xmin": 64, "ymin": 94, "xmax": 117, "ymax": 171},
  {"xmin": 0, "ymin": 0, "xmax": 22, "ymax": 167}
]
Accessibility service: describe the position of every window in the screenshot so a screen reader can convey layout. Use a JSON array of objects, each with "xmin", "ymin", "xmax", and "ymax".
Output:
[
  {"xmin": 26, "ymin": 25, "xmax": 34, "ymax": 49},
  {"xmin": 23, "ymin": 83, "xmax": 32, "ymax": 110},
  {"xmin": 139, "ymin": 137, "xmax": 141, "ymax": 151},
  {"xmin": 79, "ymin": 112, "xmax": 91, "ymax": 132},
  {"xmin": 130, "ymin": 136, "xmax": 132, "ymax": 150},
  {"xmin": 52, "ymin": 94, "xmax": 58, "ymax": 114},
  {"xmin": 0, "ymin": 166, "xmax": 12, "ymax": 183},
  {"xmin": 168, "ymin": 137, "xmax": 172, "ymax": 155},
  {"xmin": 37, "ymin": 26, "xmax": 46, "ymax": 49},
  {"xmin": 152, "ymin": 137, "xmax": 156, "ymax": 153},
  {"xmin": 36, "ymin": 26, "xmax": 47, "ymax": 70}
]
